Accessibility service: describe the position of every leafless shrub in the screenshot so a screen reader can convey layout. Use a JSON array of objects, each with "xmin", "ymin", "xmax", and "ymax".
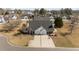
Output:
[
  {"xmin": 68, "ymin": 16, "xmax": 79, "ymax": 34},
  {"xmin": 2, "ymin": 20, "xmax": 21, "ymax": 32}
]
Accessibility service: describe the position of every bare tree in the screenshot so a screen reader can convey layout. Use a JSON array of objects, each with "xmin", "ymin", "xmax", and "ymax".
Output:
[
  {"xmin": 0, "ymin": 8, "xmax": 4, "ymax": 15},
  {"xmin": 34, "ymin": 9, "xmax": 39, "ymax": 16},
  {"xmin": 69, "ymin": 16, "xmax": 78, "ymax": 34}
]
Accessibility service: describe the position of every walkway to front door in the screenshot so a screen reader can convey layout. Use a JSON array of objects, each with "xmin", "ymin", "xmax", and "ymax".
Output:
[{"xmin": 28, "ymin": 35, "xmax": 55, "ymax": 48}]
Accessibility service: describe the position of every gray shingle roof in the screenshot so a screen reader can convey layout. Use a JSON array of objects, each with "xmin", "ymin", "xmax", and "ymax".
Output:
[{"xmin": 29, "ymin": 16, "xmax": 53, "ymax": 32}]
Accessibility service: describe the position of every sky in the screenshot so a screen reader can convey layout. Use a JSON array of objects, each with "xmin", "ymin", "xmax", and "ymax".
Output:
[
  {"xmin": 6, "ymin": 8, "xmax": 79, "ymax": 10},
  {"xmin": 1, "ymin": 0, "xmax": 79, "ymax": 10}
]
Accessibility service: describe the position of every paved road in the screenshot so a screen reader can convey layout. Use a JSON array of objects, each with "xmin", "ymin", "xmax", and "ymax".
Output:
[{"xmin": 28, "ymin": 35, "xmax": 55, "ymax": 48}]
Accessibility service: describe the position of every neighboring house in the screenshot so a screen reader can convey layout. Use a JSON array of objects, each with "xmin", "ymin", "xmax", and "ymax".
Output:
[
  {"xmin": 20, "ymin": 15, "xmax": 32, "ymax": 21},
  {"xmin": 22, "ymin": 10, "xmax": 33, "ymax": 15},
  {"xmin": 0, "ymin": 16, "xmax": 6, "ymax": 24},
  {"xmin": 11, "ymin": 10, "xmax": 15, "ymax": 14},
  {"xmin": 49, "ymin": 16, "xmax": 54, "ymax": 19},
  {"xmin": 27, "ymin": 12, "xmax": 34, "ymax": 15},
  {"xmin": 21, "ymin": 16, "xmax": 29, "ymax": 21},
  {"xmin": 47, "ymin": 11, "xmax": 52, "ymax": 16},
  {"xmin": 29, "ymin": 17, "xmax": 54, "ymax": 35},
  {"xmin": 49, "ymin": 16, "xmax": 55, "ymax": 28},
  {"xmin": 12, "ymin": 15, "xmax": 17, "ymax": 20},
  {"xmin": 21, "ymin": 15, "xmax": 28, "ymax": 19},
  {"xmin": 8, "ymin": 14, "xmax": 17, "ymax": 20},
  {"xmin": 4, "ymin": 15, "xmax": 10, "ymax": 22},
  {"xmin": 62, "ymin": 16, "xmax": 69, "ymax": 22},
  {"xmin": 62, "ymin": 16, "xmax": 67, "ymax": 19},
  {"xmin": 7, "ymin": 10, "xmax": 15, "ymax": 14},
  {"xmin": 49, "ymin": 16, "xmax": 55, "ymax": 22},
  {"xmin": 70, "ymin": 15, "xmax": 74, "ymax": 18},
  {"xmin": 24, "ymin": 16, "xmax": 28, "ymax": 19}
]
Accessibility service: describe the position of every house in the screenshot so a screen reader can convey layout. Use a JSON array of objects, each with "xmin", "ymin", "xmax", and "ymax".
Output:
[
  {"xmin": 11, "ymin": 15, "xmax": 17, "ymax": 20},
  {"xmin": 24, "ymin": 16, "xmax": 28, "ymax": 19},
  {"xmin": 49, "ymin": 16, "xmax": 55, "ymax": 28},
  {"xmin": 29, "ymin": 16, "xmax": 54, "ymax": 35},
  {"xmin": 49, "ymin": 16, "xmax": 54, "ymax": 22},
  {"xmin": 20, "ymin": 15, "xmax": 32, "ymax": 21},
  {"xmin": 21, "ymin": 16, "xmax": 29, "ymax": 21},
  {"xmin": 47, "ymin": 11, "xmax": 52, "ymax": 16},
  {"xmin": 62, "ymin": 16, "xmax": 69, "ymax": 22},
  {"xmin": 8, "ymin": 14, "xmax": 18, "ymax": 20},
  {"xmin": 0, "ymin": 16, "xmax": 6, "ymax": 24},
  {"xmin": 27, "ymin": 11, "xmax": 34, "ymax": 16},
  {"xmin": 22, "ymin": 10, "xmax": 33, "ymax": 15},
  {"xmin": 62, "ymin": 16, "xmax": 67, "ymax": 19},
  {"xmin": 35, "ymin": 26, "xmax": 47, "ymax": 35},
  {"xmin": 4, "ymin": 15, "xmax": 10, "ymax": 22},
  {"xmin": 49, "ymin": 16, "xmax": 54, "ymax": 19}
]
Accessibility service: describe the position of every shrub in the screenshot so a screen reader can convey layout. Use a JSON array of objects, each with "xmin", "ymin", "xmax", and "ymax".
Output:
[
  {"xmin": 54, "ymin": 17, "xmax": 63, "ymax": 28},
  {"xmin": 2, "ymin": 20, "xmax": 21, "ymax": 32}
]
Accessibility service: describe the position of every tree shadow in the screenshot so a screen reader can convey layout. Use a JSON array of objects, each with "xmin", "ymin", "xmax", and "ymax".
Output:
[
  {"xmin": 59, "ymin": 32, "xmax": 71, "ymax": 36},
  {"xmin": 13, "ymin": 32, "xmax": 21, "ymax": 36}
]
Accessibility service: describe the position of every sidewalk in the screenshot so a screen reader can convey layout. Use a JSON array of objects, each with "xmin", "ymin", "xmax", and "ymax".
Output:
[{"xmin": 28, "ymin": 35, "xmax": 55, "ymax": 48}]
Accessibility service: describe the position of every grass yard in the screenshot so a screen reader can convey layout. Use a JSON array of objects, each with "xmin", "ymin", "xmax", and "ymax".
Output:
[
  {"xmin": 51, "ymin": 21, "xmax": 79, "ymax": 48},
  {"xmin": 8, "ymin": 35, "xmax": 33, "ymax": 47},
  {"xmin": 66, "ymin": 28, "xmax": 79, "ymax": 47},
  {"xmin": 51, "ymin": 33, "xmax": 74, "ymax": 47},
  {"xmin": 0, "ymin": 20, "xmax": 34, "ymax": 47},
  {"xmin": 51, "ymin": 21, "xmax": 74, "ymax": 47},
  {"xmin": 0, "ymin": 29, "xmax": 34, "ymax": 47}
]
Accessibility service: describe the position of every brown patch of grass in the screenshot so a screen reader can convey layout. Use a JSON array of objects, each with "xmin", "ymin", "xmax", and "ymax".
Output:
[
  {"xmin": 8, "ymin": 35, "xmax": 33, "ymax": 47},
  {"xmin": 51, "ymin": 35, "xmax": 74, "ymax": 47},
  {"xmin": 51, "ymin": 22, "xmax": 74, "ymax": 47},
  {"xmin": 0, "ymin": 20, "xmax": 33, "ymax": 47},
  {"xmin": 66, "ymin": 28, "xmax": 79, "ymax": 47}
]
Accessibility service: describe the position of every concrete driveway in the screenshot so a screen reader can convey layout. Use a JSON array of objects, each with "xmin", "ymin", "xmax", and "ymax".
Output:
[{"xmin": 28, "ymin": 35, "xmax": 55, "ymax": 48}]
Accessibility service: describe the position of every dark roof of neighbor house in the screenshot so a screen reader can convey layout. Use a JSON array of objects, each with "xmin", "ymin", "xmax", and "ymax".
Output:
[
  {"xmin": 33, "ymin": 16, "xmax": 50, "ymax": 21},
  {"xmin": 29, "ymin": 16, "xmax": 53, "ymax": 32}
]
